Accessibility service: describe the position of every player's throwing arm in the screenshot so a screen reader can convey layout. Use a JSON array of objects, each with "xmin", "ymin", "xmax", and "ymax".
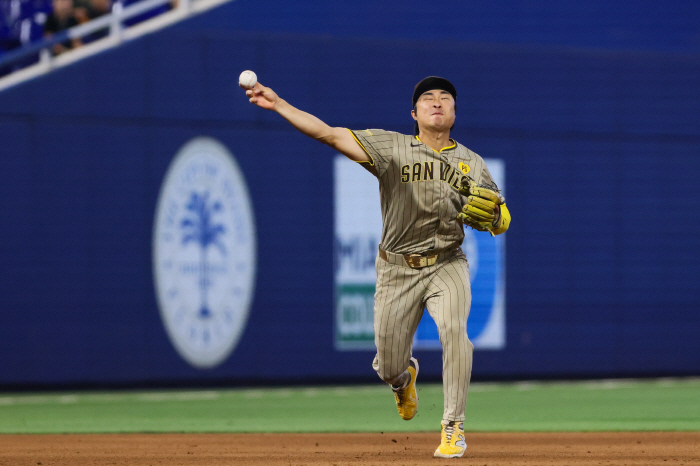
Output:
[{"xmin": 240, "ymin": 71, "xmax": 368, "ymax": 163}]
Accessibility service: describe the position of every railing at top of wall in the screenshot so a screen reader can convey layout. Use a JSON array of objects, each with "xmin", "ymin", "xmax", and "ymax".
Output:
[{"xmin": 0, "ymin": 0, "xmax": 226, "ymax": 90}]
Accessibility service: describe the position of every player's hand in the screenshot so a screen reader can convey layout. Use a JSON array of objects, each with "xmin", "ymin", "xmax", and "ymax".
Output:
[{"xmin": 245, "ymin": 83, "xmax": 278, "ymax": 111}]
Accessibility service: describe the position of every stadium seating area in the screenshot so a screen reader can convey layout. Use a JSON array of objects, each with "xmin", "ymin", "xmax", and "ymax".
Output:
[
  {"xmin": 1, "ymin": 0, "xmax": 50, "ymax": 51},
  {"xmin": 0, "ymin": 0, "xmax": 172, "ymax": 75}
]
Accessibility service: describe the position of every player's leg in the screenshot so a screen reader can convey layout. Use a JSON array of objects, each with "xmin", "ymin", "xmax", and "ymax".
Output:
[
  {"xmin": 372, "ymin": 255, "xmax": 424, "ymax": 384},
  {"xmin": 372, "ymin": 255, "xmax": 424, "ymax": 419},
  {"xmin": 424, "ymin": 255, "xmax": 472, "ymax": 457}
]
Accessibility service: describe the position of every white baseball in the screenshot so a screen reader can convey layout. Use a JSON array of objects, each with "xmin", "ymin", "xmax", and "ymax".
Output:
[{"xmin": 239, "ymin": 70, "xmax": 257, "ymax": 89}]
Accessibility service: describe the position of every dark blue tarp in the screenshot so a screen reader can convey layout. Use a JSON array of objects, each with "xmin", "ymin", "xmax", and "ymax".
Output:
[{"xmin": 0, "ymin": 1, "xmax": 698, "ymax": 387}]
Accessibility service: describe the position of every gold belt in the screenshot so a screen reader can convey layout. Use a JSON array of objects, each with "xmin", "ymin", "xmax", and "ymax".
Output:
[{"xmin": 379, "ymin": 248, "xmax": 438, "ymax": 269}]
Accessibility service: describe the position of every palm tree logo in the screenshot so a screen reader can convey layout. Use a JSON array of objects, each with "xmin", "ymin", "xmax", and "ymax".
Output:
[{"xmin": 180, "ymin": 191, "xmax": 227, "ymax": 319}]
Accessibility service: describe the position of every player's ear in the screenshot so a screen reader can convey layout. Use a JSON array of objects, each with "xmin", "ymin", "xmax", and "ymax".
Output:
[{"xmin": 411, "ymin": 109, "xmax": 417, "ymax": 121}]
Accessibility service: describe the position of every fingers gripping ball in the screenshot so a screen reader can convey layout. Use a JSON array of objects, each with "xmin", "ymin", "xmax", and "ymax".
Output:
[{"xmin": 238, "ymin": 70, "xmax": 257, "ymax": 89}]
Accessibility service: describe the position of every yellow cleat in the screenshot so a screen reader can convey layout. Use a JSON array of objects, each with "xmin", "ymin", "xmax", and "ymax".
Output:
[
  {"xmin": 392, "ymin": 357, "xmax": 419, "ymax": 420},
  {"xmin": 434, "ymin": 420, "xmax": 467, "ymax": 458}
]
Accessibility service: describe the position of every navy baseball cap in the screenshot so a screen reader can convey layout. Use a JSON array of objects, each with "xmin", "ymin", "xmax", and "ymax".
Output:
[
  {"xmin": 412, "ymin": 76, "xmax": 457, "ymax": 135},
  {"xmin": 412, "ymin": 76, "xmax": 457, "ymax": 108}
]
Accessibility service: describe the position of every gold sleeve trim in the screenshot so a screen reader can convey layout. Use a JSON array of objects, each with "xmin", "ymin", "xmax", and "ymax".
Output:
[{"xmin": 346, "ymin": 128, "xmax": 375, "ymax": 166}]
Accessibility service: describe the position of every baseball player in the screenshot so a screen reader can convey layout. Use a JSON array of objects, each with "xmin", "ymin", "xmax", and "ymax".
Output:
[{"xmin": 243, "ymin": 76, "xmax": 510, "ymax": 458}]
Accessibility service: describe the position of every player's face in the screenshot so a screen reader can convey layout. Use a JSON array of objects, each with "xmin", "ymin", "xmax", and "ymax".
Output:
[{"xmin": 412, "ymin": 90, "xmax": 455, "ymax": 133}]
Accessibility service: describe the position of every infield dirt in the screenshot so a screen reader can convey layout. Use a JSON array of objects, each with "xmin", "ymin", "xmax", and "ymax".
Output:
[{"xmin": 1, "ymin": 432, "xmax": 699, "ymax": 465}]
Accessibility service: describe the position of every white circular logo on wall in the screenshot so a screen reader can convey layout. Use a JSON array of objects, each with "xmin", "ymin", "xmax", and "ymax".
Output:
[{"xmin": 153, "ymin": 137, "xmax": 257, "ymax": 369}]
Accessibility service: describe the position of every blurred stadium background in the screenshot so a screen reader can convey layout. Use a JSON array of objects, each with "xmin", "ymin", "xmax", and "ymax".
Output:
[{"xmin": 0, "ymin": 0, "xmax": 699, "ymax": 396}]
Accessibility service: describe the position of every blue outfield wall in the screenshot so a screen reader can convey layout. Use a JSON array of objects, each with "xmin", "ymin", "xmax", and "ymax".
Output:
[
  {"xmin": 177, "ymin": 0, "xmax": 700, "ymax": 54},
  {"xmin": 0, "ymin": 17, "xmax": 699, "ymax": 386}
]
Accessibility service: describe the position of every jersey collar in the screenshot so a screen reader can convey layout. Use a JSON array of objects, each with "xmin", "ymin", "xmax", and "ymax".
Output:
[{"xmin": 413, "ymin": 136, "xmax": 456, "ymax": 154}]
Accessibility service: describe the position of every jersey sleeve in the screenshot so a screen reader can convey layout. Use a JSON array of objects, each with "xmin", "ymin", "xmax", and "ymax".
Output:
[{"xmin": 348, "ymin": 129, "xmax": 396, "ymax": 177}]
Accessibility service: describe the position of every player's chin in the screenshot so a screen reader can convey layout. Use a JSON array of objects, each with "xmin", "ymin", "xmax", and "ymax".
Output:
[
  {"xmin": 429, "ymin": 116, "xmax": 452, "ymax": 127},
  {"xmin": 427, "ymin": 121, "xmax": 452, "ymax": 133}
]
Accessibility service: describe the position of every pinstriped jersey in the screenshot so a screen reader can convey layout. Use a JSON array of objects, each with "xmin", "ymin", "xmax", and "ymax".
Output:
[{"xmin": 349, "ymin": 129, "xmax": 498, "ymax": 256}]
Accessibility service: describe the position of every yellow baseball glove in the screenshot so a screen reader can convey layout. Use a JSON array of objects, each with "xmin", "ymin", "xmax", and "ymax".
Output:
[{"xmin": 457, "ymin": 176, "xmax": 510, "ymax": 236}]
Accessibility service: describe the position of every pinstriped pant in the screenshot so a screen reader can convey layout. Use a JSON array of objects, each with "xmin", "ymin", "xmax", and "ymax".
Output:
[{"xmin": 371, "ymin": 248, "xmax": 473, "ymax": 422}]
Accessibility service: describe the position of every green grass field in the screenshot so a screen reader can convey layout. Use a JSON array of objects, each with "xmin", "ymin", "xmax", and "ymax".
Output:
[{"xmin": 1, "ymin": 378, "xmax": 699, "ymax": 434}]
